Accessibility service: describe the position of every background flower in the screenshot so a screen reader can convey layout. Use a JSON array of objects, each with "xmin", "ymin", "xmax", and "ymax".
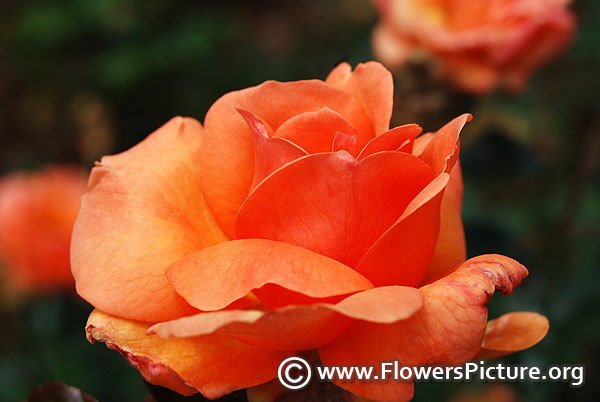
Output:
[
  {"xmin": 0, "ymin": 165, "xmax": 86, "ymax": 293},
  {"xmin": 372, "ymin": 0, "xmax": 576, "ymax": 94}
]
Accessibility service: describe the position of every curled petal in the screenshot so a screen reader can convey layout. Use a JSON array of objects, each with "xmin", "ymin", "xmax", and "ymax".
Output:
[
  {"xmin": 86, "ymin": 310, "xmax": 289, "ymax": 399},
  {"xmin": 71, "ymin": 117, "xmax": 227, "ymax": 322},
  {"xmin": 236, "ymin": 151, "xmax": 434, "ymax": 268},
  {"xmin": 418, "ymin": 114, "xmax": 472, "ymax": 175},
  {"xmin": 237, "ymin": 109, "xmax": 307, "ymax": 189},
  {"xmin": 474, "ymin": 312, "xmax": 549, "ymax": 359},
  {"xmin": 149, "ymin": 286, "xmax": 423, "ymax": 351},
  {"xmin": 273, "ymin": 107, "xmax": 358, "ymax": 154},
  {"xmin": 319, "ymin": 254, "xmax": 528, "ymax": 402},
  {"xmin": 166, "ymin": 239, "xmax": 373, "ymax": 311},
  {"xmin": 358, "ymin": 124, "xmax": 422, "ymax": 159}
]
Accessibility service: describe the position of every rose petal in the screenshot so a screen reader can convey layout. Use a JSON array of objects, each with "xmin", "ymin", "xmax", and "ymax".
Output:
[
  {"xmin": 201, "ymin": 80, "xmax": 374, "ymax": 236},
  {"xmin": 148, "ymin": 286, "xmax": 423, "ymax": 352},
  {"xmin": 71, "ymin": 117, "xmax": 227, "ymax": 322},
  {"xmin": 421, "ymin": 163, "xmax": 466, "ymax": 284},
  {"xmin": 332, "ymin": 131, "xmax": 359, "ymax": 156},
  {"xmin": 418, "ymin": 114, "xmax": 472, "ymax": 175},
  {"xmin": 325, "ymin": 62, "xmax": 352, "ymax": 87},
  {"xmin": 319, "ymin": 254, "xmax": 529, "ymax": 402},
  {"xmin": 273, "ymin": 107, "xmax": 358, "ymax": 154},
  {"xmin": 237, "ymin": 109, "xmax": 307, "ymax": 189},
  {"xmin": 326, "ymin": 61, "xmax": 394, "ymax": 135},
  {"xmin": 237, "ymin": 151, "xmax": 434, "ymax": 268},
  {"xmin": 355, "ymin": 173, "xmax": 449, "ymax": 287},
  {"xmin": 474, "ymin": 311, "xmax": 549, "ymax": 359},
  {"xmin": 86, "ymin": 310, "xmax": 288, "ymax": 399},
  {"xmin": 358, "ymin": 124, "xmax": 422, "ymax": 159},
  {"xmin": 166, "ymin": 239, "xmax": 373, "ymax": 311}
]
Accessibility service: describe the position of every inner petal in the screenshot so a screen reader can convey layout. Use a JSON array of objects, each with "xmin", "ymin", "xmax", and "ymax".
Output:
[{"xmin": 273, "ymin": 107, "xmax": 359, "ymax": 153}]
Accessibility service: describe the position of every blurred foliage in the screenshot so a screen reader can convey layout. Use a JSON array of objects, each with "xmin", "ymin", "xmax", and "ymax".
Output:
[{"xmin": 0, "ymin": 0, "xmax": 598, "ymax": 401}]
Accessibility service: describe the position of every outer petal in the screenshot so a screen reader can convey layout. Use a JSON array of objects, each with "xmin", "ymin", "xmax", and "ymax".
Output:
[
  {"xmin": 273, "ymin": 107, "xmax": 358, "ymax": 154},
  {"xmin": 474, "ymin": 312, "xmax": 549, "ymax": 359},
  {"xmin": 71, "ymin": 117, "xmax": 227, "ymax": 322},
  {"xmin": 327, "ymin": 62, "xmax": 394, "ymax": 135},
  {"xmin": 166, "ymin": 239, "xmax": 373, "ymax": 311},
  {"xmin": 86, "ymin": 310, "xmax": 288, "ymax": 399},
  {"xmin": 319, "ymin": 254, "xmax": 529, "ymax": 402},
  {"xmin": 200, "ymin": 80, "xmax": 374, "ymax": 236},
  {"xmin": 418, "ymin": 114, "xmax": 472, "ymax": 175},
  {"xmin": 421, "ymin": 163, "xmax": 466, "ymax": 284},
  {"xmin": 148, "ymin": 286, "xmax": 423, "ymax": 351},
  {"xmin": 236, "ymin": 152, "xmax": 434, "ymax": 268},
  {"xmin": 355, "ymin": 173, "xmax": 449, "ymax": 287}
]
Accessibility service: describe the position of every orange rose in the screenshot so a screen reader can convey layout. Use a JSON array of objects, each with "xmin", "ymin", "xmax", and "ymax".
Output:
[
  {"xmin": 72, "ymin": 62, "xmax": 548, "ymax": 401},
  {"xmin": 0, "ymin": 165, "xmax": 86, "ymax": 292},
  {"xmin": 372, "ymin": 0, "xmax": 575, "ymax": 94}
]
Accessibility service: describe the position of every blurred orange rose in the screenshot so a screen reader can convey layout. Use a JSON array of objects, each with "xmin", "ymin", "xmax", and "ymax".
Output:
[
  {"xmin": 0, "ymin": 165, "xmax": 86, "ymax": 292},
  {"xmin": 372, "ymin": 0, "xmax": 575, "ymax": 94},
  {"xmin": 72, "ymin": 62, "xmax": 548, "ymax": 401}
]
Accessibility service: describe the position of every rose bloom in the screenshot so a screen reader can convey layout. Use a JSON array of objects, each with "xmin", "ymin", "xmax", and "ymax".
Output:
[
  {"xmin": 73, "ymin": 62, "xmax": 549, "ymax": 401},
  {"xmin": 0, "ymin": 165, "xmax": 86, "ymax": 292},
  {"xmin": 372, "ymin": 0, "xmax": 575, "ymax": 94}
]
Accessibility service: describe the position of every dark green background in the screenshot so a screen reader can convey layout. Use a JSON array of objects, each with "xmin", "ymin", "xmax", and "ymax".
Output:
[{"xmin": 0, "ymin": 0, "xmax": 598, "ymax": 401}]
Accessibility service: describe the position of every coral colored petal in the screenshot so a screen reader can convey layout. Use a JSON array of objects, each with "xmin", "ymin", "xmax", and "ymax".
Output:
[
  {"xmin": 319, "ymin": 254, "xmax": 528, "ymax": 402},
  {"xmin": 236, "ymin": 152, "xmax": 434, "ymax": 268},
  {"xmin": 419, "ymin": 114, "xmax": 472, "ymax": 175},
  {"xmin": 166, "ymin": 239, "xmax": 373, "ymax": 311},
  {"xmin": 273, "ymin": 107, "xmax": 358, "ymax": 154},
  {"xmin": 152, "ymin": 308, "xmax": 345, "ymax": 352},
  {"xmin": 327, "ymin": 62, "xmax": 394, "ymax": 135},
  {"xmin": 201, "ymin": 81, "xmax": 374, "ymax": 236},
  {"xmin": 148, "ymin": 286, "xmax": 422, "ymax": 351},
  {"xmin": 86, "ymin": 310, "xmax": 288, "ymax": 399},
  {"xmin": 356, "ymin": 173, "xmax": 449, "ymax": 287},
  {"xmin": 421, "ymin": 163, "xmax": 466, "ymax": 284},
  {"xmin": 332, "ymin": 132, "xmax": 359, "ymax": 156},
  {"xmin": 474, "ymin": 312, "xmax": 549, "ymax": 359},
  {"xmin": 325, "ymin": 62, "xmax": 352, "ymax": 87},
  {"xmin": 358, "ymin": 124, "xmax": 422, "ymax": 159},
  {"xmin": 71, "ymin": 117, "xmax": 228, "ymax": 322},
  {"xmin": 237, "ymin": 109, "xmax": 307, "ymax": 189},
  {"xmin": 412, "ymin": 132, "xmax": 433, "ymax": 156}
]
